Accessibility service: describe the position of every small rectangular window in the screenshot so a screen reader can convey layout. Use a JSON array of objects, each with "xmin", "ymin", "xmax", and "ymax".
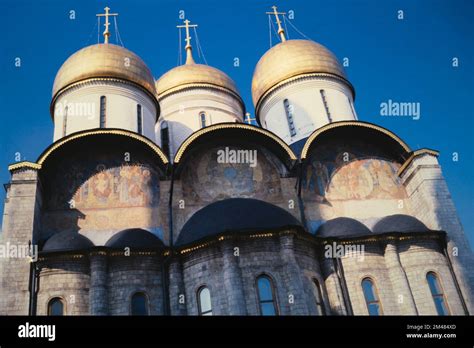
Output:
[
  {"xmin": 320, "ymin": 90, "xmax": 332, "ymax": 122},
  {"xmin": 161, "ymin": 122, "xmax": 170, "ymax": 158},
  {"xmin": 200, "ymin": 112, "xmax": 207, "ymax": 128},
  {"xmin": 283, "ymin": 99, "xmax": 297, "ymax": 137},
  {"xmin": 347, "ymin": 96, "xmax": 357, "ymax": 119},
  {"xmin": 62, "ymin": 106, "xmax": 68, "ymax": 137},
  {"xmin": 100, "ymin": 96, "xmax": 106, "ymax": 128},
  {"xmin": 137, "ymin": 104, "xmax": 143, "ymax": 134}
]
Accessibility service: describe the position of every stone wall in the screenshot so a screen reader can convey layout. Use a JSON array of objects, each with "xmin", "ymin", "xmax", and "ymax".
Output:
[
  {"xmin": 399, "ymin": 239, "xmax": 465, "ymax": 315},
  {"xmin": 400, "ymin": 152, "xmax": 474, "ymax": 313},
  {"xmin": 107, "ymin": 254, "xmax": 163, "ymax": 315},
  {"xmin": 1, "ymin": 142, "xmax": 473, "ymax": 317},
  {"xmin": 0, "ymin": 168, "xmax": 42, "ymax": 315},
  {"xmin": 177, "ymin": 232, "xmax": 328, "ymax": 316},
  {"xmin": 341, "ymin": 242, "xmax": 398, "ymax": 315},
  {"xmin": 36, "ymin": 258, "xmax": 90, "ymax": 315}
]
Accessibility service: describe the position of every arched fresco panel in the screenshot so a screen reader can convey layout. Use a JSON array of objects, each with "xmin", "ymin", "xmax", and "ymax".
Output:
[
  {"xmin": 181, "ymin": 145, "xmax": 282, "ymax": 202},
  {"xmin": 47, "ymin": 163, "xmax": 159, "ymax": 210},
  {"xmin": 302, "ymin": 141, "xmax": 408, "ymax": 233},
  {"xmin": 42, "ymin": 157, "xmax": 163, "ymax": 241},
  {"xmin": 302, "ymin": 143, "xmax": 406, "ymax": 201}
]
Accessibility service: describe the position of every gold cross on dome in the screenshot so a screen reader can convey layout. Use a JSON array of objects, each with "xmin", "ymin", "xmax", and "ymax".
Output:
[
  {"xmin": 245, "ymin": 113, "xmax": 256, "ymax": 124},
  {"xmin": 96, "ymin": 6, "xmax": 119, "ymax": 44},
  {"xmin": 177, "ymin": 19, "xmax": 198, "ymax": 64},
  {"xmin": 266, "ymin": 5, "xmax": 287, "ymax": 42},
  {"xmin": 177, "ymin": 19, "xmax": 198, "ymax": 49}
]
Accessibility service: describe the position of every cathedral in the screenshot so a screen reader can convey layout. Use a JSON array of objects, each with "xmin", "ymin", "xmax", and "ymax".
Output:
[{"xmin": 0, "ymin": 6, "xmax": 473, "ymax": 316}]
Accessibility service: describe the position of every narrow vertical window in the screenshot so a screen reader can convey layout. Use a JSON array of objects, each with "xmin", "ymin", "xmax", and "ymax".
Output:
[
  {"xmin": 99, "ymin": 96, "xmax": 106, "ymax": 128},
  {"xmin": 62, "ymin": 106, "xmax": 68, "ymax": 137},
  {"xmin": 131, "ymin": 292, "xmax": 149, "ymax": 315},
  {"xmin": 426, "ymin": 272, "xmax": 450, "ymax": 315},
  {"xmin": 197, "ymin": 286, "xmax": 213, "ymax": 315},
  {"xmin": 160, "ymin": 121, "xmax": 170, "ymax": 158},
  {"xmin": 362, "ymin": 278, "xmax": 382, "ymax": 315},
  {"xmin": 200, "ymin": 112, "xmax": 207, "ymax": 128},
  {"xmin": 320, "ymin": 89, "xmax": 332, "ymax": 122},
  {"xmin": 283, "ymin": 99, "xmax": 297, "ymax": 137},
  {"xmin": 347, "ymin": 95, "xmax": 357, "ymax": 119},
  {"xmin": 257, "ymin": 275, "xmax": 278, "ymax": 315},
  {"xmin": 312, "ymin": 279, "xmax": 326, "ymax": 315},
  {"xmin": 137, "ymin": 104, "xmax": 143, "ymax": 134},
  {"xmin": 48, "ymin": 297, "xmax": 64, "ymax": 316}
]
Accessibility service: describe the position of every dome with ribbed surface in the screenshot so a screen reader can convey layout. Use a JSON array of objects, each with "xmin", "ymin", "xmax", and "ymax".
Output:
[
  {"xmin": 155, "ymin": 63, "xmax": 241, "ymax": 99},
  {"xmin": 52, "ymin": 44, "xmax": 156, "ymax": 99},
  {"xmin": 251, "ymin": 39, "xmax": 347, "ymax": 106}
]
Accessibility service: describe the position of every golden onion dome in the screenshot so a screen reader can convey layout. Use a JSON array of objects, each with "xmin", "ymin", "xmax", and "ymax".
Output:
[
  {"xmin": 155, "ymin": 63, "xmax": 241, "ymax": 100},
  {"xmin": 251, "ymin": 39, "xmax": 349, "ymax": 107},
  {"xmin": 52, "ymin": 43, "xmax": 156, "ymax": 99}
]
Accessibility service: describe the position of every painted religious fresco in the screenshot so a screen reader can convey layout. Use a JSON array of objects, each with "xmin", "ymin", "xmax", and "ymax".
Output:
[
  {"xmin": 42, "ymin": 158, "xmax": 162, "ymax": 235},
  {"xmin": 302, "ymin": 142, "xmax": 406, "ymax": 201},
  {"xmin": 181, "ymin": 146, "xmax": 282, "ymax": 202},
  {"xmin": 42, "ymin": 207, "xmax": 164, "ymax": 237},
  {"xmin": 46, "ymin": 160, "xmax": 160, "ymax": 210}
]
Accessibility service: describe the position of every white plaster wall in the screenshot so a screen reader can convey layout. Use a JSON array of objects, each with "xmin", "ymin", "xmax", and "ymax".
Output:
[
  {"xmin": 53, "ymin": 80, "xmax": 158, "ymax": 142},
  {"xmin": 156, "ymin": 88, "xmax": 244, "ymax": 160},
  {"xmin": 258, "ymin": 77, "xmax": 356, "ymax": 145}
]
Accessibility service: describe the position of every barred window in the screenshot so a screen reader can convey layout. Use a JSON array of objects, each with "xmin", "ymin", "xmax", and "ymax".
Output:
[
  {"xmin": 99, "ymin": 96, "xmax": 106, "ymax": 128},
  {"xmin": 257, "ymin": 275, "xmax": 278, "ymax": 315},
  {"xmin": 283, "ymin": 99, "xmax": 297, "ymax": 136},
  {"xmin": 426, "ymin": 272, "xmax": 450, "ymax": 315},
  {"xmin": 362, "ymin": 278, "xmax": 382, "ymax": 315},
  {"xmin": 137, "ymin": 104, "xmax": 143, "ymax": 134},
  {"xmin": 200, "ymin": 112, "xmax": 207, "ymax": 128},
  {"xmin": 320, "ymin": 89, "xmax": 332, "ymax": 122},
  {"xmin": 62, "ymin": 106, "xmax": 68, "ymax": 137}
]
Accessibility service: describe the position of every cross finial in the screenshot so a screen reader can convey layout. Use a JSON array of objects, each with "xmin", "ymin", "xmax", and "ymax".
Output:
[
  {"xmin": 96, "ymin": 6, "xmax": 119, "ymax": 44},
  {"xmin": 245, "ymin": 112, "xmax": 256, "ymax": 125},
  {"xmin": 266, "ymin": 5, "xmax": 287, "ymax": 42},
  {"xmin": 177, "ymin": 19, "xmax": 198, "ymax": 64}
]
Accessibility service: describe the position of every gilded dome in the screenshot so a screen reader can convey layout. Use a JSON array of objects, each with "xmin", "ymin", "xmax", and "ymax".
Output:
[
  {"xmin": 52, "ymin": 44, "xmax": 156, "ymax": 99},
  {"xmin": 251, "ymin": 39, "xmax": 348, "ymax": 107},
  {"xmin": 155, "ymin": 63, "xmax": 241, "ymax": 100}
]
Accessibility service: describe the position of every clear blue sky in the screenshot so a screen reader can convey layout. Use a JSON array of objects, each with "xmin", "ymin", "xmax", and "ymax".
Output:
[{"xmin": 0, "ymin": 0, "xmax": 473, "ymax": 247}]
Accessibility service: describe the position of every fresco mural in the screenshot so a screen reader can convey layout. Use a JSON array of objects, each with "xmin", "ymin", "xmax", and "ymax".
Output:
[
  {"xmin": 42, "ymin": 207, "xmax": 163, "ymax": 235},
  {"xmin": 46, "ymin": 161, "xmax": 159, "ymax": 210},
  {"xmin": 181, "ymin": 146, "xmax": 282, "ymax": 202},
  {"xmin": 303, "ymin": 143, "xmax": 406, "ymax": 201},
  {"xmin": 42, "ymin": 159, "xmax": 161, "ymax": 235}
]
